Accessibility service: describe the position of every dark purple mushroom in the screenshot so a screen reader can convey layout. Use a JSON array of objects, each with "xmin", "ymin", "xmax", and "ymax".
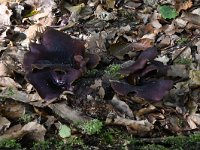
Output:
[
  {"xmin": 111, "ymin": 80, "xmax": 173, "ymax": 102},
  {"xmin": 111, "ymin": 46, "xmax": 173, "ymax": 102},
  {"xmin": 23, "ymin": 28, "xmax": 100, "ymax": 100},
  {"xmin": 120, "ymin": 46, "xmax": 158, "ymax": 75}
]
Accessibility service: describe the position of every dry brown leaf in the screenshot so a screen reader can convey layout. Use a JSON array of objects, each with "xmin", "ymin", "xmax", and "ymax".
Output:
[
  {"xmin": 0, "ymin": 102, "xmax": 25, "ymax": 120},
  {"xmin": 49, "ymin": 103, "xmax": 91, "ymax": 123},
  {"xmin": 182, "ymin": 12, "xmax": 200, "ymax": 26},
  {"xmin": 110, "ymin": 95, "xmax": 134, "ymax": 118},
  {"xmin": 106, "ymin": 115, "xmax": 153, "ymax": 133},
  {"xmin": 108, "ymin": 42, "xmax": 133, "ymax": 60},
  {"xmin": 175, "ymin": 0, "xmax": 193, "ymax": 13},
  {"xmin": 163, "ymin": 23, "xmax": 176, "ymax": 35},
  {"xmin": 0, "ymin": 88, "xmax": 30, "ymax": 103},
  {"xmin": 0, "ymin": 121, "xmax": 46, "ymax": 141},
  {"xmin": 0, "ymin": 116, "xmax": 10, "ymax": 132},
  {"xmin": 0, "ymin": 61, "xmax": 10, "ymax": 76},
  {"xmin": 0, "ymin": 77, "xmax": 21, "ymax": 88},
  {"xmin": 136, "ymin": 104, "xmax": 156, "ymax": 117},
  {"xmin": 1, "ymin": 47, "xmax": 25, "ymax": 74},
  {"xmin": 22, "ymin": 122, "xmax": 46, "ymax": 141},
  {"xmin": 3, "ymin": 124, "xmax": 22, "ymax": 135},
  {"xmin": 167, "ymin": 116, "xmax": 182, "ymax": 132},
  {"xmin": 157, "ymin": 35, "xmax": 171, "ymax": 48},
  {"xmin": 90, "ymin": 79, "xmax": 105, "ymax": 98},
  {"xmin": 132, "ymin": 38, "xmax": 153, "ymax": 51}
]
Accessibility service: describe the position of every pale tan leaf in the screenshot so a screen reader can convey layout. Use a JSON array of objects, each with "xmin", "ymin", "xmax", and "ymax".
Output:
[
  {"xmin": 106, "ymin": 115, "xmax": 153, "ymax": 132},
  {"xmin": 25, "ymin": 24, "xmax": 46, "ymax": 40},
  {"xmin": 0, "ymin": 61, "xmax": 10, "ymax": 76},
  {"xmin": 0, "ymin": 116, "xmax": 10, "ymax": 132},
  {"xmin": 0, "ymin": 77, "xmax": 21, "ymax": 88},
  {"xmin": 22, "ymin": 121, "xmax": 46, "ymax": 141},
  {"xmin": 0, "ymin": 4, "xmax": 12, "ymax": 26},
  {"xmin": 136, "ymin": 104, "xmax": 156, "ymax": 117},
  {"xmin": 187, "ymin": 116, "xmax": 197, "ymax": 129},
  {"xmin": 189, "ymin": 114, "xmax": 200, "ymax": 126},
  {"xmin": 176, "ymin": 0, "xmax": 193, "ymax": 13},
  {"xmin": 0, "ymin": 121, "xmax": 46, "ymax": 141}
]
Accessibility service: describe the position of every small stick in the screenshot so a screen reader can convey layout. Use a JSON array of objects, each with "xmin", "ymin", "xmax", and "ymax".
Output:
[{"xmin": 169, "ymin": 35, "xmax": 200, "ymax": 65}]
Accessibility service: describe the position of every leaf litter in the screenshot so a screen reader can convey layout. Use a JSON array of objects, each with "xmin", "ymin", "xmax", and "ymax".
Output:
[{"xmin": 0, "ymin": 0, "xmax": 200, "ymax": 149}]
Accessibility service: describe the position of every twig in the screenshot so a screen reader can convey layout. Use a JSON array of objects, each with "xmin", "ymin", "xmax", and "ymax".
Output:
[{"xmin": 169, "ymin": 35, "xmax": 200, "ymax": 65}]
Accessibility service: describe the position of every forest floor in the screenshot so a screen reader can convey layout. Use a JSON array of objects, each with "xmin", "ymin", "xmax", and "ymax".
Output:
[{"xmin": 1, "ymin": 0, "xmax": 200, "ymax": 149}]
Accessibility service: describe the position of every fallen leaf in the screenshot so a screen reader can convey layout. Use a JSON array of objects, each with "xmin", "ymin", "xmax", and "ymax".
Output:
[
  {"xmin": 110, "ymin": 95, "xmax": 134, "ymax": 118},
  {"xmin": 136, "ymin": 104, "xmax": 156, "ymax": 117},
  {"xmin": 0, "ymin": 77, "xmax": 21, "ymax": 88},
  {"xmin": 1, "ymin": 47, "xmax": 25, "ymax": 75},
  {"xmin": 187, "ymin": 116, "xmax": 197, "ymax": 129},
  {"xmin": 182, "ymin": 12, "xmax": 200, "ymax": 26},
  {"xmin": 95, "ymin": 5, "xmax": 116, "ymax": 21},
  {"xmin": 0, "ymin": 4, "xmax": 12, "ymax": 26},
  {"xmin": 58, "ymin": 123, "xmax": 71, "ymax": 138},
  {"xmin": 0, "ymin": 116, "xmax": 10, "ymax": 132},
  {"xmin": 175, "ymin": 0, "xmax": 193, "ymax": 13},
  {"xmin": 108, "ymin": 42, "xmax": 133, "ymax": 60},
  {"xmin": 189, "ymin": 114, "xmax": 200, "ymax": 126},
  {"xmin": 0, "ymin": 61, "xmax": 10, "ymax": 76},
  {"xmin": 189, "ymin": 70, "xmax": 200, "ymax": 86},
  {"xmin": 0, "ymin": 121, "xmax": 46, "ymax": 141},
  {"xmin": 24, "ymin": 24, "xmax": 46, "ymax": 40},
  {"xmin": 132, "ymin": 38, "xmax": 154, "ymax": 51},
  {"xmin": 167, "ymin": 64, "xmax": 189, "ymax": 78},
  {"xmin": 22, "ymin": 121, "xmax": 46, "ymax": 141},
  {"xmin": 106, "ymin": 115, "xmax": 153, "ymax": 133},
  {"xmin": 24, "ymin": 0, "xmax": 56, "ymax": 24},
  {"xmin": 49, "ymin": 103, "xmax": 91, "ymax": 123},
  {"xmin": 0, "ymin": 102, "xmax": 25, "ymax": 120}
]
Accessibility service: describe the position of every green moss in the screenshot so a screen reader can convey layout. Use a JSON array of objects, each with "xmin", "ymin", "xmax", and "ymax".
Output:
[
  {"xmin": 105, "ymin": 64, "xmax": 123, "ymax": 79},
  {"xmin": 85, "ymin": 69, "xmax": 98, "ymax": 77},
  {"xmin": 65, "ymin": 136, "xmax": 86, "ymax": 148},
  {"xmin": 24, "ymin": 10, "xmax": 39, "ymax": 18},
  {"xmin": 100, "ymin": 128, "xmax": 135, "ymax": 148},
  {"xmin": 101, "ymin": 130, "xmax": 114, "ymax": 145},
  {"xmin": 6, "ymin": 87, "xmax": 15, "ymax": 96},
  {"xmin": 81, "ymin": 119, "xmax": 103, "ymax": 135},
  {"xmin": 176, "ymin": 37, "xmax": 188, "ymax": 45},
  {"xmin": 140, "ymin": 144, "xmax": 168, "ymax": 150},
  {"xmin": 174, "ymin": 58, "xmax": 192, "ymax": 65},
  {"xmin": 189, "ymin": 133, "xmax": 200, "ymax": 142},
  {"xmin": 19, "ymin": 114, "xmax": 33, "ymax": 123},
  {"xmin": 0, "ymin": 139, "xmax": 21, "ymax": 149},
  {"xmin": 165, "ymin": 135, "xmax": 186, "ymax": 149},
  {"xmin": 32, "ymin": 141, "xmax": 50, "ymax": 150}
]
